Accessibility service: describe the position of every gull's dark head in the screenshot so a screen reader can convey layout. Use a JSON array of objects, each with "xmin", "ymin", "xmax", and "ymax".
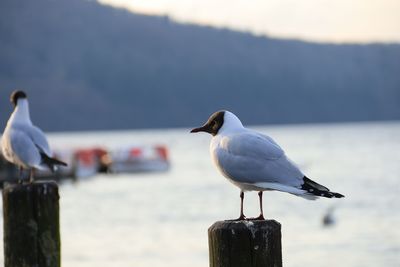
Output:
[
  {"xmin": 10, "ymin": 90, "xmax": 27, "ymax": 107},
  {"xmin": 190, "ymin": 110, "xmax": 225, "ymax": 136}
]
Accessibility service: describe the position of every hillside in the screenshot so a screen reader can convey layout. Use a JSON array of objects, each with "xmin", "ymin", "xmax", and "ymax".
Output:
[{"xmin": 0, "ymin": 0, "xmax": 399, "ymax": 131}]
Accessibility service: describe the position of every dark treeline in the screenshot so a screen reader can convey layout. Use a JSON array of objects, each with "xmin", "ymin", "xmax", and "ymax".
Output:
[{"xmin": 0, "ymin": 0, "xmax": 399, "ymax": 131}]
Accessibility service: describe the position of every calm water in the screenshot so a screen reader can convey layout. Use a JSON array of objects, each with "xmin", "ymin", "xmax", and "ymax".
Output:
[{"xmin": 0, "ymin": 122, "xmax": 399, "ymax": 267}]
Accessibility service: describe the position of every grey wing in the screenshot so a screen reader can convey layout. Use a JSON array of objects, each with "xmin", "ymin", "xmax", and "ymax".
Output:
[
  {"xmin": 27, "ymin": 125, "xmax": 52, "ymax": 156},
  {"xmin": 9, "ymin": 128, "xmax": 42, "ymax": 167},
  {"xmin": 216, "ymin": 132, "xmax": 304, "ymax": 186},
  {"xmin": 259, "ymin": 132, "xmax": 282, "ymax": 149}
]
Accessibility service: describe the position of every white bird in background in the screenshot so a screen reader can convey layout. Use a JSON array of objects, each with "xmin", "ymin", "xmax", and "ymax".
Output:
[
  {"xmin": 1, "ymin": 90, "xmax": 67, "ymax": 182},
  {"xmin": 191, "ymin": 110, "xmax": 344, "ymax": 220}
]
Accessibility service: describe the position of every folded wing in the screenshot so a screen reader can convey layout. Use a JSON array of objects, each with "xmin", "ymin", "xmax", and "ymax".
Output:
[{"xmin": 215, "ymin": 131, "xmax": 304, "ymax": 187}]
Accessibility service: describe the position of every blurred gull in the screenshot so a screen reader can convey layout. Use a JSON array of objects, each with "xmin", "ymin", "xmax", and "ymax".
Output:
[
  {"xmin": 191, "ymin": 110, "xmax": 344, "ymax": 220},
  {"xmin": 1, "ymin": 90, "xmax": 67, "ymax": 182},
  {"xmin": 322, "ymin": 206, "xmax": 336, "ymax": 227}
]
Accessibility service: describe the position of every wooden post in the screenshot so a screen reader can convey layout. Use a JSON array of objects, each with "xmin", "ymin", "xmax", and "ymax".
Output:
[
  {"xmin": 2, "ymin": 181, "xmax": 61, "ymax": 267},
  {"xmin": 208, "ymin": 220, "xmax": 282, "ymax": 267}
]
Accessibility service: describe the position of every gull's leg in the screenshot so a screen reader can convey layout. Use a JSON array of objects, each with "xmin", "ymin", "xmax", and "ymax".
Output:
[
  {"xmin": 255, "ymin": 191, "xmax": 265, "ymax": 220},
  {"xmin": 18, "ymin": 167, "xmax": 23, "ymax": 184},
  {"xmin": 29, "ymin": 169, "xmax": 35, "ymax": 183},
  {"xmin": 235, "ymin": 191, "xmax": 246, "ymax": 220}
]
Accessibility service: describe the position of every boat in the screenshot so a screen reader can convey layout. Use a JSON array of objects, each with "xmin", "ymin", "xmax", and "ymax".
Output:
[
  {"xmin": 70, "ymin": 147, "xmax": 111, "ymax": 178},
  {"xmin": 108, "ymin": 145, "xmax": 170, "ymax": 173}
]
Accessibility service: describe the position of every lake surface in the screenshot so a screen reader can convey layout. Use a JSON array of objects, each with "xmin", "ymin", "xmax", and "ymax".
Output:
[{"xmin": 0, "ymin": 121, "xmax": 399, "ymax": 267}]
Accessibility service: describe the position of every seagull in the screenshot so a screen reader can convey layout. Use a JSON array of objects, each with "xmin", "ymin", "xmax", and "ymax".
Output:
[
  {"xmin": 1, "ymin": 90, "xmax": 67, "ymax": 182},
  {"xmin": 322, "ymin": 207, "xmax": 336, "ymax": 227},
  {"xmin": 191, "ymin": 110, "xmax": 344, "ymax": 220}
]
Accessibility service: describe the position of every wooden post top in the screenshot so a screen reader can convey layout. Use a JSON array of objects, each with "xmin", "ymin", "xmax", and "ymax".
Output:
[
  {"xmin": 2, "ymin": 180, "xmax": 61, "ymax": 267},
  {"xmin": 3, "ymin": 180, "xmax": 59, "ymax": 193},
  {"xmin": 208, "ymin": 220, "xmax": 282, "ymax": 267},
  {"xmin": 209, "ymin": 219, "xmax": 281, "ymax": 231}
]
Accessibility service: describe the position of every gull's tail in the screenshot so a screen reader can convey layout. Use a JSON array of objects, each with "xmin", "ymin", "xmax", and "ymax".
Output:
[
  {"xmin": 301, "ymin": 176, "xmax": 344, "ymax": 198},
  {"xmin": 40, "ymin": 152, "xmax": 68, "ymax": 172}
]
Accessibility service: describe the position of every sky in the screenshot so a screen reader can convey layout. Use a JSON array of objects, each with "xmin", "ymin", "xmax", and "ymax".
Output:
[{"xmin": 98, "ymin": 0, "xmax": 400, "ymax": 43}]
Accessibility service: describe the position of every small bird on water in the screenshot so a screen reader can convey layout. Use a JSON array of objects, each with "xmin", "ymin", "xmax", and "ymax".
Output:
[
  {"xmin": 1, "ymin": 90, "xmax": 67, "ymax": 182},
  {"xmin": 191, "ymin": 110, "xmax": 344, "ymax": 220}
]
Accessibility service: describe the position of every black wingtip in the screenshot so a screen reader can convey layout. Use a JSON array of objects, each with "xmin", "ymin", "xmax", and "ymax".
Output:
[
  {"xmin": 302, "ymin": 176, "xmax": 344, "ymax": 199},
  {"xmin": 56, "ymin": 159, "xmax": 68, "ymax": 167},
  {"xmin": 332, "ymin": 192, "xmax": 345, "ymax": 198},
  {"xmin": 40, "ymin": 152, "xmax": 68, "ymax": 172}
]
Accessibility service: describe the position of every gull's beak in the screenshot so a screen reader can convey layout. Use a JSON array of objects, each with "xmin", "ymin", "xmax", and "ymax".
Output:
[{"xmin": 190, "ymin": 124, "xmax": 209, "ymax": 133}]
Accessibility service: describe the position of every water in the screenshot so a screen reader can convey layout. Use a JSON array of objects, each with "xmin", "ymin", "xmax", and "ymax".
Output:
[{"xmin": 0, "ymin": 121, "xmax": 399, "ymax": 267}]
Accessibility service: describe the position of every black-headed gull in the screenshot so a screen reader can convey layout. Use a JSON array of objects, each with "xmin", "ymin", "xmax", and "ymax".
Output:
[
  {"xmin": 191, "ymin": 110, "xmax": 344, "ymax": 220},
  {"xmin": 1, "ymin": 90, "xmax": 67, "ymax": 182}
]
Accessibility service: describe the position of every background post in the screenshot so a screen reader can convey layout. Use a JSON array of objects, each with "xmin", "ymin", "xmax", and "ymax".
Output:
[
  {"xmin": 208, "ymin": 220, "xmax": 282, "ymax": 267},
  {"xmin": 2, "ymin": 181, "xmax": 61, "ymax": 267}
]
